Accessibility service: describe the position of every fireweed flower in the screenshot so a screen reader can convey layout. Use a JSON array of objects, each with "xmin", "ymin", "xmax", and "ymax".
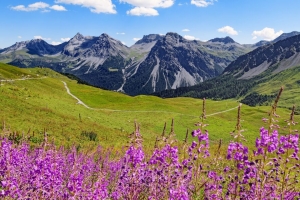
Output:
[
  {"xmin": 227, "ymin": 142, "xmax": 249, "ymax": 169},
  {"xmin": 125, "ymin": 146, "xmax": 145, "ymax": 167},
  {"xmin": 204, "ymin": 171, "xmax": 223, "ymax": 199},
  {"xmin": 254, "ymin": 127, "xmax": 279, "ymax": 155},
  {"xmin": 191, "ymin": 129, "xmax": 210, "ymax": 157},
  {"xmin": 278, "ymin": 134, "xmax": 299, "ymax": 159}
]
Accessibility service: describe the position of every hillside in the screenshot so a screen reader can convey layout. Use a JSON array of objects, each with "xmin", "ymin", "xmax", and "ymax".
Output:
[
  {"xmin": 224, "ymin": 34, "xmax": 300, "ymax": 79},
  {"xmin": 154, "ymin": 65, "xmax": 300, "ymax": 109},
  {"xmin": 1, "ymin": 63, "xmax": 298, "ymax": 150}
]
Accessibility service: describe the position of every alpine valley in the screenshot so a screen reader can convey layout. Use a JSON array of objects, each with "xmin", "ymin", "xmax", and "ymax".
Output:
[{"xmin": 1, "ymin": 31, "xmax": 300, "ymax": 98}]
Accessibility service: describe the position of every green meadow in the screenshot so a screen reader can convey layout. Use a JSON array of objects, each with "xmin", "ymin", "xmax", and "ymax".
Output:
[{"xmin": 0, "ymin": 63, "xmax": 299, "ymax": 152}]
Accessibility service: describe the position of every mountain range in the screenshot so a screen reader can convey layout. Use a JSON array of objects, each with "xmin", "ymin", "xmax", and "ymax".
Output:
[
  {"xmin": 0, "ymin": 32, "xmax": 254, "ymax": 95},
  {"xmin": 0, "ymin": 31, "xmax": 299, "ymax": 96}
]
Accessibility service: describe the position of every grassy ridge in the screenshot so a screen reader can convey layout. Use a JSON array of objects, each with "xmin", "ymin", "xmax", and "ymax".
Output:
[
  {"xmin": 0, "ymin": 63, "xmax": 299, "ymax": 151},
  {"xmin": 252, "ymin": 66, "xmax": 300, "ymax": 108}
]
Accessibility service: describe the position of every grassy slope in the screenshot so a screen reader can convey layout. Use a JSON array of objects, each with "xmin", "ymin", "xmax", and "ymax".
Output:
[
  {"xmin": 0, "ymin": 63, "xmax": 299, "ymax": 152},
  {"xmin": 251, "ymin": 65, "xmax": 300, "ymax": 108}
]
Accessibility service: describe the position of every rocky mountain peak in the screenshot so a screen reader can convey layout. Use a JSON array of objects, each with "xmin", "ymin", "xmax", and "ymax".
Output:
[
  {"xmin": 135, "ymin": 34, "xmax": 163, "ymax": 44},
  {"xmin": 165, "ymin": 32, "xmax": 183, "ymax": 39},
  {"xmin": 100, "ymin": 33, "xmax": 110, "ymax": 38},
  {"xmin": 164, "ymin": 32, "xmax": 186, "ymax": 45},
  {"xmin": 209, "ymin": 36, "xmax": 236, "ymax": 44},
  {"xmin": 73, "ymin": 32, "xmax": 84, "ymax": 40},
  {"xmin": 28, "ymin": 39, "xmax": 48, "ymax": 45}
]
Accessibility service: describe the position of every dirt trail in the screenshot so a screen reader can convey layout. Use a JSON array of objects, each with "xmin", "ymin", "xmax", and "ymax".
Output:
[
  {"xmin": 62, "ymin": 81, "xmax": 239, "ymax": 118},
  {"xmin": 0, "ymin": 77, "xmax": 47, "ymax": 82}
]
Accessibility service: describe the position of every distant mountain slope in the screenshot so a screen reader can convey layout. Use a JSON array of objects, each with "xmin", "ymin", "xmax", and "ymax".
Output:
[
  {"xmin": 0, "ymin": 32, "xmax": 254, "ymax": 95},
  {"xmin": 155, "ymin": 33, "xmax": 300, "ymax": 108},
  {"xmin": 1, "ymin": 39, "xmax": 66, "ymax": 56},
  {"xmin": 223, "ymin": 34, "xmax": 300, "ymax": 79},
  {"xmin": 272, "ymin": 31, "xmax": 300, "ymax": 43}
]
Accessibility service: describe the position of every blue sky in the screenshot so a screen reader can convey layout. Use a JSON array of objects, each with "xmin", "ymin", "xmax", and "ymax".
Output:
[{"xmin": 1, "ymin": 0, "xmax": 300, "ymax": 48}]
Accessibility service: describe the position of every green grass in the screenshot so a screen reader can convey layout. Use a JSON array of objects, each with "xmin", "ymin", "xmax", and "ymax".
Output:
[
  {"xmin": 251, "ymin": 65, "xmax": 300, "ymax": 109},
  {"xmin": 0, "ymin": 63, "xmax": 299, "ymax": 152}
]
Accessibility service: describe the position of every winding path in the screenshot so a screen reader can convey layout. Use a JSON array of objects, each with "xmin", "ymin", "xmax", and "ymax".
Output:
[
  {"xmin": 62, "ymin": 81, "xmax": 239, "ymax": 118},
  {"xmin": 0, "ymin": 77, "xmax": 47, "ymax": 82}
]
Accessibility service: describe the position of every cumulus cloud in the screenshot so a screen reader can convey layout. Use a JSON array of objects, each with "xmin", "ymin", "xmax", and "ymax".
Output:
[
  {"xmin": 18, "ymin": 36, "xmax": 22, "ymax": 39},
  {"xmin": 61, "ymin": 38, "xmax": 71, "ymax": 42},
  {"xmin": 133, "ymin": 37, "xmax": 141, "ymax": 41},
  {"xmin": 182, "ymin": 29, "xmax": 190, "ymax": 32},
  {"xmin": 34, "ymin": 36, "xmax": 51, "ymax": 40},
  {"xmin": 12, "ymin": 2, "xmax": 49, "ymax": 11},
  {"xmin": 11, "ymin": 2, "xmax": 67, "ymax": 12},
  {"xmin": 119, "ymin": 0, "xmax": 174, "ymax": 8},
  {"xmin": 218, "ymin": 26, "xmax": 238, "ymax": 35},
  {"xmin": 50, "ymin": 5, "xmax": 67, "ymax": 11},
  {"xmin": 117, "ymin": 32, "xmax": 126, "ymax": 35},
  {"xmin": 191, "ymin": 0, "xmax": 216, "ymax": 7},
  {"xmin": 127, "ymin": 7, "xmax": 158, "ymax": 16},
  {"xmin": 55, "ymin": 0, "xmax": 116, "ymax": 14},
  {"xmin": 120, "ymin": 0, "xmax": 174, "ymax": 16},
  {"xmin": 252, "ymin": 27, "xmax": 283, "ymax": 41},
  {"xmin": 184, "ymin": 35, "xmax": 199, "ymax": 40}
]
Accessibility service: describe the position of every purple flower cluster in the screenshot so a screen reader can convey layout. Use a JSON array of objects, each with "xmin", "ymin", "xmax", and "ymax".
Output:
[
  {"xmin": 0, "ymin": 139, "xmax": 108, "ymax": 199},
  {"xmin": 227, "ymin": 142, "xmax": 249, "ymax": 169},
  {"xmin": 278, "ymin": 134, "xmax": 299, "ymax": 159},
  {"xmin": 190, "ymin": 129, "xmax": 210, "ymax": 158},
  {"xmin": 0, "ymin": 125, "xmax": 299, "ymax": 199},
  {"xmin": 255, "ymin": 127, "xmax": 279, "ymax": 155}
]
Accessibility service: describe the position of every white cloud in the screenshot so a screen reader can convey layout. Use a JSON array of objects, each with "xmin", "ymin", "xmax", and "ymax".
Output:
[
  {"xmin": 182, "ymin": 29, "xmax": 190, "ymax": 32},
  {"xmin": 11, "ymin": 2, "xmax": 67, "ymax": 12},
  {"xmin": 218, "ymin": 26, "xmax": 238, "ymax": 35},
  {"xmin": 12, "ymin": 2, "xmax": 49, "ymax": 11},
  {"xmin": 252, "ymin": 27, "xmax": 283, "ymax": 41},
  {"xmin": 51, "ymin": 41, "xmax": 62, "ymax": 45},
  {"xmin": 191, "ymin": 0, "xmax": 216, "ymax": 7},
  {"xmin": 120, "ymin": 0, "xmax": 174, "ymax": 8},
  {"xmin": 184, "ymin": 35, "xmax": 199, "ymax": 40},
  {"xmin": 18, "ymin": 36, "xmax": 22, "ymax": 39},
  {"xmin": 55, "ymin": 0, "xmax": 116, "ymax": 14},
  {"xmin": 120, "ymin": 0, "xmax": 174, "ymax": 16},
  {"xmin": 61, "ymin": 37, "xmax": 71, "ymax": 42},
  {"xmin": 34, "ymin": 36, "xmax": 51, "ymax": 40},
  {"xmin": 50, "ymin": 5, "xmax": 67, "ymax": 11},
  {"xmin": 133, "ymin": 37, "xmax": 141, "ymax": 41},
  {"xmin": 127, "ymin": 7, "xmax": 159, "ymax": 16},
  {"xmin": 117, "ymin": 32, "xmax": 126, "ymax": 35}
]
